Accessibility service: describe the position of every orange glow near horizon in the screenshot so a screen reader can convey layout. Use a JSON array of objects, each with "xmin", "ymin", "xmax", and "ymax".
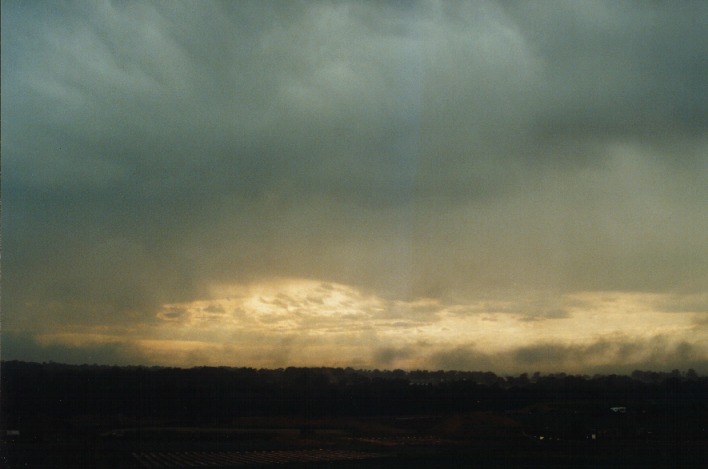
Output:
[{"xmin": 31, "ymin": 278, "xmax": 708, "ymax": 373}]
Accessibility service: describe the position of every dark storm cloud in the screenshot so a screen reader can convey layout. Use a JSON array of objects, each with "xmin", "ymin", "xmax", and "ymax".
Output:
[
  {"xmin": 1, "ymin": 331, "xmax": 140, "ymax": 366},
  {"xmin": 429, "ymin": 345, "xmax": 496, "ymax": 372},
  {"xmin": 2, "ymin": 0, "xmax": 706, "ymax": 368},
  {"xmin": 429, "ymin": 336, "xmax": 708, "ymax": 375},
  {"xmin": 373, "ymin": 345, "xmax": 416, "ymax": 368},
  {"xmin": 511, "ymin": 336, "xmax": 708, "ymax": 373},
  {"xmin": 501, "ymin": 1, "xmax": 708, "ymax": 140}
]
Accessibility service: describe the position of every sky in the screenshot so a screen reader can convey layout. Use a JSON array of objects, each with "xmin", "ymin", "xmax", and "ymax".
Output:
[{"xmin": 2, "ymin": 0, "xmax": 707, "ymax": 374}]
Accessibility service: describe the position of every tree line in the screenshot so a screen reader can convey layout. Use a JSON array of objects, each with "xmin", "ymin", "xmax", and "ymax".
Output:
[{"xmin": 2, "ymin": 360, "xmax": 705, "ymax": 429}]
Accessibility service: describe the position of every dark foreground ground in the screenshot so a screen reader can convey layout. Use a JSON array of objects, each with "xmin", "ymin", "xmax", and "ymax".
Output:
[
  {"xmin": 2, "ymin": 362, "xmax": 706, "ymax": 467},
  {"xmin": 3, "ymin": 415, "xmax": 706, "ymax": 468}
]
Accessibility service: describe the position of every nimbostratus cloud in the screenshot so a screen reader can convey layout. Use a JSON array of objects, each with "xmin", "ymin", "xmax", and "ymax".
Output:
[{"xmin": 2, "ymin": 0, "xmax": 706, "ymax": 370}]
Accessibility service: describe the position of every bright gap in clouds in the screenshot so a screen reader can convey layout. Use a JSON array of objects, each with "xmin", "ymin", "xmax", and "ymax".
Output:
[{"xmin": 33, "ymin": 278, "xmax": 708, "ymax": 374}]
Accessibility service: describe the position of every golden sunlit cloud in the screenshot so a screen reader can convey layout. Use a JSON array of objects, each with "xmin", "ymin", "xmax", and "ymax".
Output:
[{"xmin": 32, "ymin": 278, "xmax": 707, "ymax": 372}]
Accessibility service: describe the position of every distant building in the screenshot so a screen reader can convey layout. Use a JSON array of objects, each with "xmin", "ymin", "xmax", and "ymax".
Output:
[{"xmin": 4, "ymin": 430, "xmax": 21, "ymax": 441}]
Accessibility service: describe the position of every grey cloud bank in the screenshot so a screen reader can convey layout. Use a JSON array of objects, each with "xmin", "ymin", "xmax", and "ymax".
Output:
[{"xmin": 2, "ymin": 0, "xmax": 706, "ymax": 370}]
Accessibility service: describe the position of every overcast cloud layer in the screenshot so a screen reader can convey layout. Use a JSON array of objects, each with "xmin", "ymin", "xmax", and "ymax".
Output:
[{"xmin": 2, "ymin": 0, "xmax": 707, "ymax": 372}]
